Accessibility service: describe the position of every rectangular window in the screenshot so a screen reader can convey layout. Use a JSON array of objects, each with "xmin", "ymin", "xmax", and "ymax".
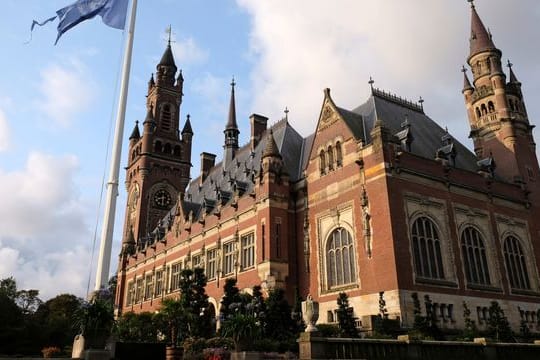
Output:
[
  {"xmin": 126, "ymin": 281, "xmax": 134, "ymax": 306},
  {"xmin": 192, "ymin": 254, "xmax": 202, "ymax": 269},
  {"xmin": 144, "ymin": 273, "xmax": 153, "ymax": 301},
  {"xmin": 170, "ymin": 263, "xmax": 182, "ymax": 291},
  {"xmin": 135, "ymin": 278, "xmax": 143, "ymax": 303},
  {"xmin": 223, "ymin": 242, "xmax": 235, "ymax": 275},
  {"xmin": 275, "ymin": 218, "xmax": 282, "ymax": 258},
  {"xmin": 207, "ymin": 249, "xmax": 217, "ymax": 280},
  {"xmin": 154, "ymin": 270, "xmax": 163, "ymax": 297},
  {"xmin": 241, "ymin": 232, "xmax": 255, "ymax": 270}
]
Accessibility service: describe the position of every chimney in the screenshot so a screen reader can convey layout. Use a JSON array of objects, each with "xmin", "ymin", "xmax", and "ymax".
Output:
[
  {"xmin": 250, "ymin": 114, "xmax": 268, "ymax": 150},
  {"xmin": 200, "ymin": 152, "xmax": 216, "ymax": 184}
]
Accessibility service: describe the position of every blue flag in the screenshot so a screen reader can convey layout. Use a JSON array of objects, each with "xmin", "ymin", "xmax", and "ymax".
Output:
[{"xmin": 31, "ymin": 0, "xmax": 129, "ymax": 44}]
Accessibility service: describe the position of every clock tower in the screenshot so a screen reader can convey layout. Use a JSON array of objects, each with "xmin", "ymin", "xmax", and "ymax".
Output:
[{"xmin": 121, "ymin": 42, "xmax": 193, "ymax": 253}]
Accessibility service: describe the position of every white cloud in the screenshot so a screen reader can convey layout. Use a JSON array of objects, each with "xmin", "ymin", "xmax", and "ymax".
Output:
[
  {"xmin": 0, "ymin": 152, "xmax": 94, "ymax": 299},
  {"xmin": 171, "ymin": 36, "xmax": 209, "ymax": 67},
  {"xmin": 235, "ymin": 0, "xmax": 540, "ymax": 153},
  {"xmin": 0, "ymin": 109, "xmax": 10, "ymax": 152},
  {"xmin": 36, "ymin": 58, "xmax": 97, "ymax": 127}
]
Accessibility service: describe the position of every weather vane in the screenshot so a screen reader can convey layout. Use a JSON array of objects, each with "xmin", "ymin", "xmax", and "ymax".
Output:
[{"xmin": 165, "ymin": 25, "xmax": 175, "ymax": 45}]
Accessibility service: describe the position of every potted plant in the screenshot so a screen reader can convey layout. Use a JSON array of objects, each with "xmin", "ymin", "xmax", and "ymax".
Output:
[
  {"xmin": 220, "ymin": 313, "xmax": 260, "ymax": 353},
  {"xmin": 156, "ymin": 298, "xmax": 185, "ymax": 360},
  {"xmin": 74, "ymin": 289, "xmax": 114, "ymax": 350}
]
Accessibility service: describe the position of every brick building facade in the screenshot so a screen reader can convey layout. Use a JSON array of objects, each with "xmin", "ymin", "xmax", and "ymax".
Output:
[{"xmin": 115, "ymin": 3, "xmax": 540, "ymax": 332}]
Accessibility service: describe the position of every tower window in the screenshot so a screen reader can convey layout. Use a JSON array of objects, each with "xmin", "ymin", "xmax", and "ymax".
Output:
[
  {"xmin": 481, "ymin": 104, "xmax": 487, "ymax": 115},
  {"xmin": 411, "ymin": 217, "xmax": 445, "ymax": 280},
  {"xmin": 461, "ymin": 226, "xmax": 491, "ymax": 286},
  {"xmin": 488, "ymin": 101, "xmax": 495, "ymax": 113},
  {"xmin": 161, "ymin": 104, "xmax": 172, "ymax": 132},
  {"xmin": 164, "ymin": 143, "xmax": 172, "ymax": 154},
  {"xmin": 155, "ymin": 141, "xmax": 163, "ymax": 152},
  {"xmin": 503, "ymin": 236, "xmax": 531, "ymax": 290},
  {"xmin": 475, "ymin": 107, "xmax": 481, "ymax": 119},
  {"xmin": 174, "ymin": 145, "xmax": 181, "ymax": 157}
]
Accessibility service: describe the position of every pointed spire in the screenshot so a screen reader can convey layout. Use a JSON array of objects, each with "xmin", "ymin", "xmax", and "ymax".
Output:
[
  {"xmin": 143, "ymin": 104, "xmax": 155, "ymax": 126},
  {"xmin": 129, "ymin": 120, "xmax": 140, "ymax": 140},
  {"xmin": 158, "ymin": 43, "xmax": 177, "ymax": 69},
  {"xmin": 507, "ymin": 60, "xmax": 521, "ymax": 84},
  {"xmin": 468, "ymin": 1, "xmax": 497, "ymax": 58},
  {"xmin": 182, "ymin": 114, "xmax": 193, "ymax": 134},
  {"xmin": 226, "ymin": 77, "xmax": 238, "ymax": 130},
  {"xmin": 262, "ymin": 129, "xmax": 281, "ymax": 159},
  {"xmin": 462, "ymin": 65, "xmax": 474, "ymax": 92},
  {"xmin": 149, "ymin": 73, "xmax": 155, "ymax": 86}
]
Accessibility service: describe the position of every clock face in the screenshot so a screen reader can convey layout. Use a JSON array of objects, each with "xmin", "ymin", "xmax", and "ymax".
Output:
[{"xmin": 153, "ymin": 189, "xmax": 172, "ymax": 208}]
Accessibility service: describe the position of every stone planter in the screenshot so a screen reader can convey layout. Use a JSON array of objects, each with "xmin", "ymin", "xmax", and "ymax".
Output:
[
  {"xmin": 165, "ymin": 346, "xmax": 183, "ymax": 360},
  {"xmin": 302, "ymin": 296, "xmax": 319, "ymax": 332}
]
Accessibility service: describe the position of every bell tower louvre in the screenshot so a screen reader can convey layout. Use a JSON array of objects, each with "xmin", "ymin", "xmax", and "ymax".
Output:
[{"xmin": 462, "ymin": 1, "xmax": 540, "ymax": 204}]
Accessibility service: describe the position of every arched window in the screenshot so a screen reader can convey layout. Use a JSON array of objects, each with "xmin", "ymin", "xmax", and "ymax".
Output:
[
  {"xmin": 481, "ymin": 104, "xmax": 487, "ymax": 115},
  {"xmin": 488, "ymin": 101, "xmax": 495, "ymax": 113},
  {"xmin": 411, "ymin": 217, "xmax": 445, "ymax": 279},
  {"xmin": 336, "ymin": 142, "xmax": 343, "ymax": 167},
  {"xmin": 475, "ymin": 107, "xmax": 481, "ymax": 118},
  {"xmin": 326, "ymin": 227, "xmax": 356, "ymax": 288},
  {"xmin": 503, "ymin": 236, "xmax": 531, "ymax": 290},
  {"xmin": 509, "ymin": 99, "xmax": 515, "ymax": 112},
  {"xmin": 174, "ymin": 145, "xmax": 181, "ymax": 157},
  {"xmin": 164, "ymin": 143, "xmax": 172, "ymax": 154},
  {"xmin": 161, "ymin": 104, "xmax": 172, "ymax": 132},
  {"xmin": 155, "ymin": 141, "xmax": 162, "ymax": 152},
  {"xmin": 319, "ymin": 150, "xmax": 326, "ymax": 175},
  {"xmin": 461, "ymin": 227, "xmax": 491, "ymax": 285},
  {"xmin": 328, "ymin": 146, "xmax": 334, "ymax": 171}
]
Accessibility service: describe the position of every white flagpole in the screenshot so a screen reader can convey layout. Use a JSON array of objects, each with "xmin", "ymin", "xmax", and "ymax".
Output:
[{"xmin": 95, "ymin": 0, "xmax": 138, "ymax": 291}]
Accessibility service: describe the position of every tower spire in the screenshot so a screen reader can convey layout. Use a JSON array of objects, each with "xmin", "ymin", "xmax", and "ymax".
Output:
[
  {"xmin": 507, "ymin": 60, "xmax": 520, "ymax": 84},
  {"xmin": 223, "ymin": 78, "xmax": 240, "ymax": 168},
  {"xmin": 461, "ymin": 66, "xmax": 473, "ymax": 93},
  {"xmin": 468, "ymin": 0, "xmax": 497, "ymax": 59}
]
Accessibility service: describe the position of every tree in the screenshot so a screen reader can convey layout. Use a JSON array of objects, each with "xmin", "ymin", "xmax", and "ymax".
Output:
[
  {"xmin": 157, "ymin": 298, "xmax": 185, "ymax": 347},
  {"xmin": 178, "ymin": 268, "xmax": 213, "ymax": 338},
  {"xmin": 114, "ymin": 312, "xmax": 160, "ymax": 343},
  {"xmin": 336, "ymin": 292, "xmax": 358, "ymax": 338},
  {"xmin": 462, "ymin": 301, "xmax": 478, "ymax": 340},
  {"xmin": 220, "ymin": 278, "xmax": 242, "ymax": 322},
  {"xmin": 487, "ymin": 301, "xmax": 513, "ymax": 342},
  {"xmin": 35, "ymin": 294, "xmax": 83, "ymax": 349}
]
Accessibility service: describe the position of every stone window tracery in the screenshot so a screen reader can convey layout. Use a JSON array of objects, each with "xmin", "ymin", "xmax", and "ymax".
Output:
[
  {"xmin": 411, "ymin": 217, "xmax": 445, "ymax": 280},
  {"xmin": 326, "ymin": 227, "xmax": 356, "ymax": 288},
  {"xmin": 461, "ymin": 226, "xmax": 491, "ymax": 285},
  {"xmin": 503, "ymin": 235, "xmax": 531, "ymax": 290}
]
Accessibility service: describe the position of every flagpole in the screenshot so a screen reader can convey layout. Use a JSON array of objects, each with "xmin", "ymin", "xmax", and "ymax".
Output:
[{"xmin": 95, "ymin": 0, "xmax": 138, "ymax": 291}]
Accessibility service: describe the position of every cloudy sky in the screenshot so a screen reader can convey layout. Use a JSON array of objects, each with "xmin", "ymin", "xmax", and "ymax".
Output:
[{"xmin": 0, "ymin": 0, "xmax": 539, "ymax": 300}]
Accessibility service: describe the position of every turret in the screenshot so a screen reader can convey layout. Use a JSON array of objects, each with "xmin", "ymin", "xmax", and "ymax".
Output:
[{"xmin": 223, "ymin": 79, "xmax": 239, "ymax": 168}]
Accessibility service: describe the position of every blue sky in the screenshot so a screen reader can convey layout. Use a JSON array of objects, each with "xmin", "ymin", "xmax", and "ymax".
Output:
[{"xmin": 1, "ymin": 0, "xmax": 539, "ymax": 299}]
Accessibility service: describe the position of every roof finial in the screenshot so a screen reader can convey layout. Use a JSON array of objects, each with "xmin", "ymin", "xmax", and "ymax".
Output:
[
  {"xmin": 166, "ymin": 25, "xmax": 173, "ymax": 46},
  {"xmin": 461, "ymin": 65, "xmax": 467, "ymax": 73},
  {"xmin": 418, "ymin": 96, "xmax": 424, "ymax": 110},
  {"xmin": 368, "ymin": 76, "xmax": 375, "ymax": 92},
  {"xmin": 284, "ymin": 107, "xmax": 289, "ymax": 120},
  {"xmin": 467, "ymin": 0, "xmax": 475, "ymax": 9},
  {"xmin": 231, "ymin": 76, "xmax": 236, "ymax": 88},
  {"xmin": 507, "ymin": 59, "xmax": 513, "ymax": 69}
]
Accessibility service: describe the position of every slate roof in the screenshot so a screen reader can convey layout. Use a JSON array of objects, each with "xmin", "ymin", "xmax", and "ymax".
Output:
[{"xmin": 350, "ymin": 90, "xmax": 479, "ymax": 172}]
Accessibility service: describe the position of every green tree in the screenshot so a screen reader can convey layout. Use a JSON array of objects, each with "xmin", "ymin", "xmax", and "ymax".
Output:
[
  {"xmin": 0, "ymin": 287, "xmax": 24, "ymax": 354},
  {"xmin": 34, "ymin": 294, "xmax": 83, "ymax": 349},
  {"xmin": 336, "ymin": 292, "xmax": 358, "ymax": 338},
  {"xmin": 462, "ymin": 301, "xmax": 478, "ymax": 340},
  {"xmin": 220, "ymin": 278, "xmax": 242, "ymax": 322},
  {"xmin": 487, "ymin": 301, "xmax": 513, "ymax": 342},
  {"xmin": 114, "ymin": 312, "xmax": 160, "ymax": 342},
  {"xmin": 178, "ymin": 268, "xmax": 213, "ymax": 338},
  {"xmin": 157, "ymin": 298, "xmax": 185, "ymax": 347},
  {"xmin": 220, "ymin": 313, "xmax": 260, "ymax": 351}
]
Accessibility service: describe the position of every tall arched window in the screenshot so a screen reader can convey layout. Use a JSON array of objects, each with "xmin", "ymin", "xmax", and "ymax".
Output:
[
  {"xmin": 328, "ymin": 146, "xmax": 334, "ymax": 170},
  {"xmin": 461, "ymin": 227, "xmax": 491, "ymax": 285},
  {"xmin": 503, "ymin": 236, "xmax": 531, "ymax": 290},
  {"xmin": 319, "ymin": 150, "xmax": 326, "ymax": 175},
  {"xmin": 411, "ymin": 217, "xmax": 445, "ymax": 279},
  {"xmin": 161, "ymin": 104, "xmax": 172, "ymax": 132},
  {"xmin": 326, "ymin": 227, "xmax": 356, "ymax": 288},
  {"xmin": 336, "ymin": 142, "xmax": 343, "ymax": 167}
]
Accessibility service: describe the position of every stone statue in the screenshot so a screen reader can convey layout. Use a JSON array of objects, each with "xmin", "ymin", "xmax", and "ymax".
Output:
[{"xmin": 302, "ymin": 294, "xmax": 319, "ymax": 332}]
